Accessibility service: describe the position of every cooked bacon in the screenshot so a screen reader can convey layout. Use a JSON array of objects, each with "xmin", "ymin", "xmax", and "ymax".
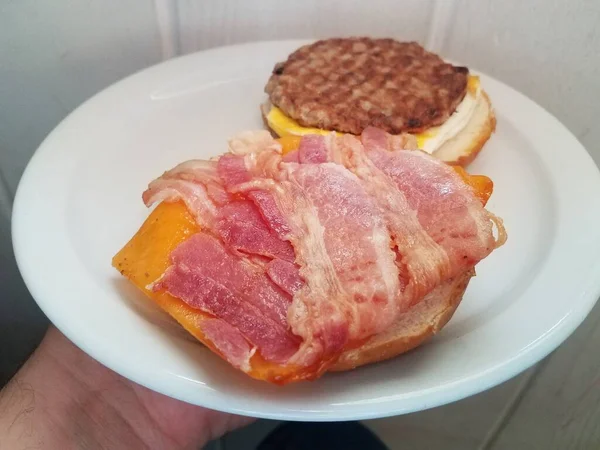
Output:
[
  {"xmin": 219, "ymin": 156, "xmax": 402, "ymax": 364},
  {"xmin": 266, "ymin": 259, "xmax": 304, "ymax": 295},
  {"xmin": 298, "ymin": 135, "xmax": 329, "ymax": 163},
  {"xmin": 153, "ymin": 159, "xmax": 232, "ymax": 205},
  {"xmin": 200, "ymin": 318, "xmax": 255, "ymax": 371},
  {"xmin": 361, "ymin": 127, "xmax": 497, "ymax": 272},
  {"xmin": 283, "ymin": 163, "xmax": 399, "ymax": 360},
  {"xmin": 282, "ymin": 150, "xmax": 300, "ymax": 163},
  {"xmin": 142, "ymin": 178, "xmax": 218, "ymax": 228},
  {"xmin": 144, "ymin": 129, "xmax": 503, "ymax": 375},
  {"xmin": 217, "ymin": 153, "xmax": 251, "ymax": 187},
  {"xmin": 217, "ymin": 200, "xmax": 295, "ymax": 262},
  {"xmin": 296, "ymin": 133, "xmax": 452, "ymax": 304},
  {"xmin": 294, "ymin": 130, "xmax": 500, "ymax": 303},
  {"xmin": 153, "ymin": 233, "xmax": 300, "ymax": 363},
  {"xmin": 227, "ymin": 130, "xmax": 282, "ymax": 155},
  {"xmin": 247, "ymin": 190, "xmax": 293, "ymax": 239},
  {"xmin": 158, "ymin": 159, "xmax": 220, "ymax": 182}
]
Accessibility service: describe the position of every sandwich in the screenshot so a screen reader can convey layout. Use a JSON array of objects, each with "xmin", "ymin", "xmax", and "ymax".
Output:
[
  {"xmin": 112, "ymin": 127, "xmax": 506, "ymax": 384},
  {"xmin": 262, "ymin": 37, "xmax": 495, "ymax": 166}
]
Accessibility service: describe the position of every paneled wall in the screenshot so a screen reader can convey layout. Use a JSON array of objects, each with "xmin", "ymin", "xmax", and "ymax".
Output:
[{"xmin": 1, "ymin": 1, "xmax": 599, "ymax": 448}]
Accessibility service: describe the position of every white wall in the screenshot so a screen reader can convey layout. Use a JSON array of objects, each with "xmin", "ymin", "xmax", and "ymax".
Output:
[
  {"xmin": 0, "ymin": 0, "xmax": 163, "ymax": 196},
  {"xmin": 0, "ymin": 0, "xmax": 164, "ymax": 383},
  {"xmin": 443, "ymin": 0, "xmax": 600, "ymax": 164},
  {"xmin": 1, "ymin": 0, "xmax": 599, "ymax": 446}
]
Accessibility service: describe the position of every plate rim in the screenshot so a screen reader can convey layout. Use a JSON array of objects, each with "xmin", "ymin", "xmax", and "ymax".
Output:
[{"xmin": 11, "ymin": 39, "xmax": 600, "ymax": 421}]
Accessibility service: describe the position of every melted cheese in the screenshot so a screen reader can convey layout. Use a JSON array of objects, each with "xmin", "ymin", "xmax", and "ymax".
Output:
[
  {"xmin": 266, "ymin": 107, "xmax": 339, "ymax": 137},
  {"xmin": 266, "ymin": 75, "xmax": 481, "ymax": 154}
]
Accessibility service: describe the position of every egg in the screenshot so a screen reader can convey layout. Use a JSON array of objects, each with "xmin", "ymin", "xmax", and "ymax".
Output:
[{"xmin": 266, "ymin": 76, "xmax": 482, "ymax": 155}]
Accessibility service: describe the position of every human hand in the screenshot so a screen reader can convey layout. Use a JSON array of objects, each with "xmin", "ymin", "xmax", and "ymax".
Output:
[{"xmin": 0, "ymin": 326, "xmax": 254, "ymax": 449}]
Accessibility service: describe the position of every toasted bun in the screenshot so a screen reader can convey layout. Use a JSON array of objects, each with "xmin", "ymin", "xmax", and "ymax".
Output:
[
  {"xmin": 433, "ymin": 91, "xmax": 496, "ymax": 166},
  {"xmin": 330, "ymin": 269, "xmax": 474, "ymax": 372}
]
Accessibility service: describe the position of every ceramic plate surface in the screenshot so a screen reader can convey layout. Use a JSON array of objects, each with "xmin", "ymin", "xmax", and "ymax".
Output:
[{"xmin": 12, "ymin": 40, "xmax": 600, "ymax": 421}]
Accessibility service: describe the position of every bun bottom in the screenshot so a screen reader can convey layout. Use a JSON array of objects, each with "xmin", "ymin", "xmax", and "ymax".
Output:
[
  {"xmin": 433, "ymin": 91, "xmax": 495, "ymax": 166},
  {"xmin": 330, "ymin": 269, "xmax": 474, "ymax": 372}
]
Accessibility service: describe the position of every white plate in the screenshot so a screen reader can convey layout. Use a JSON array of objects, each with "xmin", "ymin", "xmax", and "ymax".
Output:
[{"xmin": 12, "ymin": 40, "xmax": 600, "ymax": 421}]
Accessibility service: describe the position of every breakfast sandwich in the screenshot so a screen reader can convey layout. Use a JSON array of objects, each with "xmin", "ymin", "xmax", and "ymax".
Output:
[
  {"xmin": 113, "ymin": 127, "xmax": 506, "ymax": 384},
  {"xmin": 262, "ymin": 37, "xmax": 495, "ymax": 166}
]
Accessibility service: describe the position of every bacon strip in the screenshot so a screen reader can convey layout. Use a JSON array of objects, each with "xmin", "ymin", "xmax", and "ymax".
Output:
[
  {"xmin": 220, "ymin": 151, "xmax": 400, "ymax": 365},
  {"xmin": 216, "ymin": 200, "xmax": 295, "ymax": 262},
  {"xmin": 201, "ymin": 318, "xmax": 255, "ymax": 371},
  {"xmin": 153, "ymin": 233, "xmax": 300, "ymax": 363},
  {"xmin": 297, "ymin": 133, "xmax": 451, "ymax": 304},
  {"xmin": 266, "ymin": 259, "xmax": 304, "ymax": 296},
  {"xmin": 149, "ymin": 159, "xmax": 232, "ymax": 205},
  {"xmin": 142, "ymin": 129, "xmax": 503, "ymax": 374},
  {"xmin": 142, "ymin": 179, "xmax": 218, "ymax": 228},
  {"xmin": 361, "ymin": 127, "xmax": 497, "ymax": 272},
  {"xmin": 298, "ymin": 135, "xmax": 329, "ymax": 163}
]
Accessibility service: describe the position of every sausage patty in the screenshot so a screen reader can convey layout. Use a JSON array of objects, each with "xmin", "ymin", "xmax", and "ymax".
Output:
[{"xmin": 265, "ymin": 38, "xmax": 469, "ymax": 135}]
